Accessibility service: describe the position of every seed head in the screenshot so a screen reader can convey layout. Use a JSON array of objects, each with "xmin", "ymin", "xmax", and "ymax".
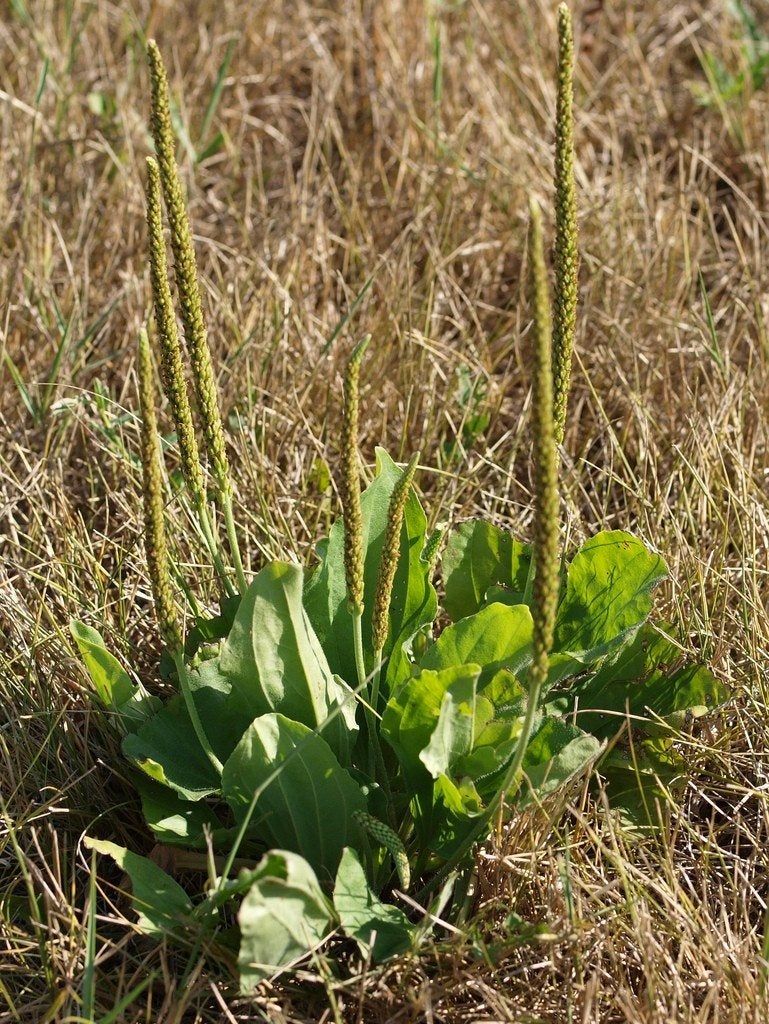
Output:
[
  {"xmin": 145, "ymin": 157, "xmax": 205, "ymax": 509},
  {"xmin": 146, "ymin": 40, "xmax": 231, "ymax": 501},
  {"xmin": 422, "ymin": 525, "xmax": 443, "ymax": 574},
  {"xmin": 528, "ymin": 199, "xmax": 559, "ymax": 688},
  {"xmin": 341, "ymin": 336, "xmax": 370, "ymax": 616},
  {"xmin": 137, "ymin": 327, "xmax": 181, "ymax": 651},
  {"xmin": 552, "ymin": 3, "xmax": 578, "ymax": 447},
  {"xmin": 371, "ymin": 453, "xmax": 419, "ymax": 655},
  {"xmin": 353, "ymin": 810, "xmax": 410, "ymax": 890}
]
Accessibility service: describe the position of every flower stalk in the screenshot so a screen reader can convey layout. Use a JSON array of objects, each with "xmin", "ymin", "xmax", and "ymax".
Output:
[
  {"xmin": 552, "ymin": 2, "xmax": 578, "ymax": 446},
  {"xmin": 340, "ymin": 336, "xmax": 370, "ymax": 707},
  {"xmin": 145, "ymin": 156, "xmax": 234, "ymax": 598},
  {"xmin": 137, "ymin": 327, "xmax": 223, "ymax": 774},
  {"xmin": 341, "ymin": 336, "xmax": 369, "ymax": 619},
  {"xmin": 368, "ymin": 452, "xmax": 419, "ymax": 783},
  {"xmin": 147, "ymin": 39, "xmax": 246, "ymax": 593},
  {"xmin": 371, "ymin": 452, "xmax": 419, "ymax": 661},
  {"xmin": 419, "ymin": 199, "xmax": 560, "ymax": 896}
]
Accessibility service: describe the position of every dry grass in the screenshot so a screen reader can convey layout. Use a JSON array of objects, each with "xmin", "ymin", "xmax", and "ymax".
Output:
[{"xmin": 1, "ymin": 0, "xmax": 769, "ymax": 1020}]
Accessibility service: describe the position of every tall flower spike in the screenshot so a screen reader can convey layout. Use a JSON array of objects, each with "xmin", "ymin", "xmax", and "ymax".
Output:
[
  {"xmin": 341, "ymin": 336, "xmax": 369, "ymax": 616},
  {"xmin": 371, "ymin": 453, "xmax": 419, "ymax": 656},
  {"xmin": 528, "ymin": 198, "xmax": 560, "ymax": 689},
  {"xmin": 417, "ymin": 200, "xmax": 563, "ymax": 894},
  {"xmin": 137, "ymin": 327, "xmax": 181, "ymax": 651},
  {"xmin": 552, "ymin": 2, "xmax": 578, "ymax": 446},
  {"xmin": 145, "ymin": 157, "xmax": 204, "ymax": 507},
  {"xmin": 146, "ymin": 40, "xmax": 246, "ymax": 591},
  {"xmin": 146, "ymin": 157, "xmax": 235, "ymax": 597}
]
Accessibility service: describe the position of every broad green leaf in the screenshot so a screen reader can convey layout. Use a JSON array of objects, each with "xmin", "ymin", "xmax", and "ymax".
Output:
[
  {"xmin": 480, "ymin": 667, "xmax": 526, "ymax": 714},
  {"xmin": 420, "ymin": 603, "xmax": 534, "ymax": 684},
  {"xmin": 333, "ymin": 847, "xmax": 413, "ymax": 961},
  {"xmin": 452, "ymin": 716, "xmax": 526, "ymax": 795},
  {"xmin": 205, "ymin": 849, "xmax": 310, "ymax": 912},
  {"xmin": 428, "ymin": 774, "xmax": 484, "ymax": 859},
  {"xmin": 122, "ymin": 560, "xmax": 363, "ymax": 800},
  {"xmin": 122, "ymin": 695, "xmax": 220, "ymax": 801},
  {"xmin": 383, "ymin": 665, "xmax": 483, "ymax": 783},
  {"xmin": 122, "ymin": 655, "xmax": 257, "ymax": 801},
  {"xmin": 419, "ymin": 675, "xmax": 494, "ymax": 780},
  {"xmin": 238, "ymin": 850, "xmax": 334, "ymax": 991},
  {"xmin": 550, "ymin": 531, "xmax": 667, "ymax": 682},
  {"xmin": 221, "ymin": 714, "xmax": 366, "ymax": 882},
  {"xmin": 84, "ymin": 837, "xmax": 192, "ymax": 938},
  {"xmin": 133, "ymin": 775, "xmax": 229, "ymax": 849},
  {"xmin": 564, "ymin": 624, "xmax": 726, "ymax": 740},
  {"xmin": 70, "ymin": 621, "xmax": 159, "ymax": 731},
  {"xmin": 382, "ymin": 663, "xmax": 483, "ymax": 847},
  {"xmin": 518, "ymin": 719, "xmax": 603, "ymax": 806},
  {"xmin": 219, "ymin": 561, "xmax": 358, "ymax": 761},
  {"xmin": 442, "ymin": 520, "xmax": 531, "ymax": 622},
  {"xmin": 304, "ymin": 448, "xmax": 437, "ymax": 692}
]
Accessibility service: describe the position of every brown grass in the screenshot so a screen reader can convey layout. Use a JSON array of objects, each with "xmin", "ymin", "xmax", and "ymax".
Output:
[{"xmin": 1, "ymin": 0, "xmax": 769, "ymax": 1020}]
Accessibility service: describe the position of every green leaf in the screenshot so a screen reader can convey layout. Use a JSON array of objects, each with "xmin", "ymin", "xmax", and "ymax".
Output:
[
  {"xmin": 237, "ymin": 850, "xmax": 334, "ymax": 991},
  {"xmin": 84, "ymin": 837, "xmax": 193, "ymax": 939},
  {"xmin": 123, "ymin": 559, "xmax": 362, "ymax": 800},
  {"xmin": 442, "ymin": 520, "xmax": 531, "ymax": 622},
  {"xmin": 383, "ymin": 665, "xmax": 482, "ymax": 782},
  {"xmin": 70, "ymin": 620, "xmax": 160, "ymax": 731},
  {"xmin": 519, "ymin": 719, "xmax": 603, "ymax": 806},
  {"xmin": 429, "ymin": 774, "xmax": 484, "ymax": 859},
  {"xmin": 219, "ymin": 561, "xmax": 358, "ymax": 762},
  {"xmin": 420, "ymin": 602, "xmax": 534, "ymax": 684},
  {"xmin": 333, "ymin": 847, "xmax": 413, "ymax": 961},
  {"xmin": 133, "ymin": 775, "xmax": 230, "ymax": 849},
  {"xmin": 550, "ymin": 531, "xmax": 667, "ymax": 683},
  {"xmin": 122, "ymin": 695, "xmax": 221, "ymax": 801},
  {"xmin": 304, "ymin": 448, "xmax": 437, "ymax": 692},
  {"xmin": 452, "ymin": 715, "xmax": 526, "ymax": 795},
  {"xmin": 563, "ymin": 624, "xmax": 726, "ymax": 740},
  {"xmin": 382, "ymin": 665, "xmax": 487, "ymax": 851},
  {"xmin": 419, "ymin": 674, "xmax": 494, "ymax": 780},
  {"xmin": 221, "ymin": 714, "xmax": 366, "ymax": 882}
]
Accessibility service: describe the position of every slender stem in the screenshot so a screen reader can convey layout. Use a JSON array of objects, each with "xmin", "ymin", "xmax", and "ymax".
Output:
[
  {"xmin": 368, "ymin": 651, "xmax": 383, "ymax": 779},
  {"xmin": 222, "ymin": 490, "xmax": 247, "ymax": 594},
  {"xmin": 196, "ymin": 500, "xmax": 237, "ymax": 599},
  {"xmin": 352, "ymin": 608, "xmax": 378, "ymax": 765},
  {"xmin": 522, "ymin": 550, "xmax": 535, "ymax": 606},
  {"xmin": 173, "ymin": 651, "xmax": 223, "ymax": 774},
  {"xmin": 354, "ymin": 617, "xmax": 393, "ymax": 818},
  {"xmin": 352, "ymin": 609, "xmax": 368, "ymax": 698},
  {"xmin": 370, "ymin": 653, "xmax": 383, "ymax": 715}
]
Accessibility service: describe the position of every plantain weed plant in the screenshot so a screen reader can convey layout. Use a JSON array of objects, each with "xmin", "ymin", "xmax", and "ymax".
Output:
[{"xmin": 72, "ymin": 7, "xmax": 725, "ymax": 991}]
